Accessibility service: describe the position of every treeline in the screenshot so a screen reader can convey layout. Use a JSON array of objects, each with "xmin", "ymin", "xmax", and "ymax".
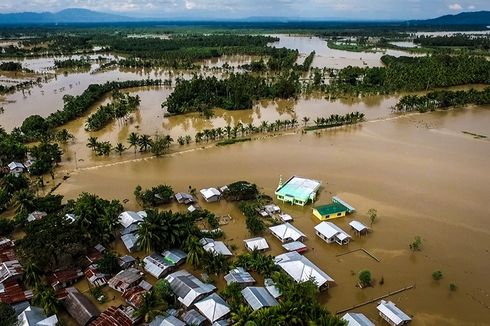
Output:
[
  {"xmin": 394, "ymin": 87, "xmax": 490, "ymax": 112},
  {"xmin": 414, "ymin": 35, "xmax": 490, "ymax": 50},
  {"xmin": 0, "ymin": 61, "xmax": 24, "ymax": 71},
  {"xmin": 304, "ymin": 112, "xmax": 365, "ymax": 131},
  {"xmin": 163, "ymin": 73, "xmax": 300, "ymax": 115},
  {"xmin": 54, "ymin": 58, "xmax": 91, "ymax": 70},
  {"xmin": 85, "ymin": 91, "xmax": 140, "ymax": 131},
  {"xmin": 18, "ymin": 79, "xmax": 161, "ymax": 140},
  {"xmin": 327, "ymin": 54, "xmax": 490, "ymax": 94}
]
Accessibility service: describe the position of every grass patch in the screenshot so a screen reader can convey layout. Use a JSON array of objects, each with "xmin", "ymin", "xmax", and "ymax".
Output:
[
  {"xmin": 216, "ymin": 138, "xmax": 252, "ymax": 146},
  {"xmin": 462, "ymin": 131, "xmax": 487, "ymax": 139}
]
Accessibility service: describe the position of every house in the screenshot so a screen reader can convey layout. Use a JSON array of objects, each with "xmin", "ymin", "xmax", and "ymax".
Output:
[
  {"xmin": 120, "ymin": 224, "xmax": 139, "ymax": 236},
  {"xmin": 349, "ymin": 221, "xmax": 369, "ymax": 236},
  {"xmin": 200, "ymin": 238, "xmax": 233, "ymax": 256},
  {"xmin": 108, "ymin": 268, "xmax": 143, "ymax": 293},
  {"xmin": 118, "ymin": 211, "xmax": 146, "ymax": 228},
  {"xmin": 244, "ymin": 237, "xmax": 269, "ymax": 252},
  {"xmin": 85, "ymin": 265, "xmax": 107, "ymax": 287},
  {"xmin": 85, "ymin": 244, "xmax": 106, "ymax": 265},
  {"xmin": 275, "ymin": 176, "xmax": 321, "ymax": 206},
  {"xmin": 269, "ymin": 223, "xmax": 306, "ymax": 243},
  {"xmin": 143, "ymin": 254, "xmax": 174, "ymax": 279},
  {"xmin": 162, "ymin": 249, "xmax": 187, "ymax": 266},
  {"xmin": 377, "ymin": 300, "xmax": 411, "ymax": 326},
  {"xmin": 314, "ymin": 222, "xmax": 351, "ymax": 245},
  {"xmin": 121, "ymin": 233, "xmax": 139, "ymax": 253},
  {"xmin": 149, "ymin": 315, "xmax": 186, "ymax": 326},
  {"xmin": 275, "ymin": 251, "xmax": 334, "ymax": 290},
  {"xmin": 88, "ymin": 305, "xmax": 140, "ymax": 326},
  {"xmin": 8, "ymin": 161, "xmax": 25, "ymax": 175},
  {"xmin": 18, "ymin": 305, "xmax": 58, "ymax": 326},
  {"xmin": 165, "ymin": 270, "xmax": 216, "ymax": 308},
  {"xmin": 199, "ymin": 188, "xmax": 221, "ymax": 202},
  {"xmin": 26, "ymin": 211, "xmax": 47, "ymax": 223},
  {"xmin": 264, "ymin": 278, "xmax": 281, "ymax": 299},
  {"xmin": 0, "ymin": 260, "xmax": 23, "ymax": 284},
  {"xmin": 0, "ymin": 280, "xmax": 33, "ymax": 304},
  {"xmin": 224, "ymin": 267, "xmax": 255, "ymax": 287},
  {"xmin": 122, "ymin": 285, "xmax": 148, "ymax": 308},
  {"xmin": 182, "ymin": 309, "xmax": 207, "ymax": 326},
  {"xmin": 341, "ymin": 312, "xmax": 375, "ymax": 326},
  {"xmin": 241, "ymin": 286, "xmax": 279, "ymax": 311},
  {"xmin": 118, "ymin": 255, "xmax": 136, "ymax": 269},
  {"xmin": 279, "ymin": 213, "xmax": 293, "ymax": 222},
  {"xmin": 194, "ymin": 293, "xmax": 231, "ymax": 323},
  {"xmin": 282, "ymin": 241, "xmax": 307, "ymax": 253},
  {"xmin": 63, "ymin": 287, "xmax": 100, "ymax": 326},
  {"xmin": 48, "ymin": 269, "xmax": 84, "ymax": 291},
  {"xmin": 262, "ymin": 204, "xmax": 281, "ymax": 216},
  {"xmin": 175, "ymin": 193, "xmax": 195, "ymax": 205},
  {"xmin": 313, "ymin": 197, "xmax": 354, "ymax": 221}
]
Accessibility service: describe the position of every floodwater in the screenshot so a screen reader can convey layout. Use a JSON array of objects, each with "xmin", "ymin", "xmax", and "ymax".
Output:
[
  {"xmin": 269, "ymin": 34, "xmax": 421, "ymax": 68},
  {"xmin": 53, "ymin": 106, "xmax": 490, "ymax": 325}
]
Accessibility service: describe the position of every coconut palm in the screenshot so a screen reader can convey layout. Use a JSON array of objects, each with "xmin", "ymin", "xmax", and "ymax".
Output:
[
  {"xmin": 231, "ymin": 304, "xmax": 253, "ymax": 326},
  {"xmin": 138, "ymin": 134, "xmax": 152, "ymax": 152},
  {"xmin": 86, "ymin": 136, "xmax": 98, "ymax": 149},
  {"xmin": 14, "ymin": 189, "xmax": 35, "ymax": 215},
  {"xmin": 184, "ymin": 235, "xmax": 204, "ymax": 268},
  {"xmin": 134, "ymin": 290, "xmax": 166, "ymax": 323},
  {"xmin": 127, "ymin": 132, "xmax": 140, "ymax": 153},
  {"xmin": 33, "ymin": 283, "xmax": 59, "ymax": 316},
  {"xmin": 302, "ymin": 116, "xmax": 310, "ymax": 126},
  {"xmin": 113, "ymin": 143, "xmax": 126, "ymax": 155},
  {"xmin": 24, "ymin": 262, "xmax": 42, "ymax": 288},
  {"xmin": 137, "ymin": 221, "xmax": 161, "ymax": 253}
]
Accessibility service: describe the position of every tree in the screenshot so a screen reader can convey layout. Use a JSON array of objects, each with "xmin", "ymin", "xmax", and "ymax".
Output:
[
  {"xmin": 358, "ymin": 270, "xmax": 372, "ymax": 287},
  {"xmin": 231, "ymin": 304, "xmax": 253, "ymax": 325},
  {"xmin": 367, "ymin": 208, "xmax": 377, "ymax": 226},
  {"xmin": 432, "ymin": 271, "xmax": 443, "ymax": 281},
  {"xmin": 87, "ymin": 136, "xmax": 98, "ymax": 149},
  {"xmin": 409, "ymin": 236, "xmax": 423, "ymax": 251},
  {"xmin": 24, "ymin": 262, "xmax": 42, "ymax": 288},
  {"xmin": 97, "ymin": 251, "xmax": 121, "ymax": 274},
  {"xmin": 302, "ymin": 116, "xmax": 310, "ymax": 126},
  {"xmin": 33, "ymin": 283, "xmax": 59, "ymax": 315},
  {"xmin": 138, "ymin": 134, "xmax": 152, "ymax": 152},
  {"xmin": 185, "ymin": 235, "xmax": 204, "ymax": 268},
  {"xmin": 0, "ymin": 302, "xmax": 17, "ymax": 326},
  {"xmin": 134, "ymin": 290, "xmax": 167, "ymax": 323},
  {"xmin": 127, "ymin": 132, "xmax": 140, "ymax": 153},
  {"xmin": 114, "ymin": 143, "xmax": 126, "ymax": 155},
  {"xmin": 137, "ymin": 220, "xmax": 161, "ymax": 253},
  {"xmin": 150, "ymin": 135, "xmax": 173, "ymax": 156},
  {"xmin": 13, "ymin": 188, "xmax": 35, "ymax": 216}
]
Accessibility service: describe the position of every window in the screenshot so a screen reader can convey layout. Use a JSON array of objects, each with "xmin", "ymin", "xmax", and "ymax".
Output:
[{"xmin": 337, "ymin": 213, "xmax": 342, "ymax": 216}]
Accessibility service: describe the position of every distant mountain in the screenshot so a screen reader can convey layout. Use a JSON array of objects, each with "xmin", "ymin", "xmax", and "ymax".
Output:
[
  {"xmin": 0, "ymin": 8, "xmax": 136, "ymax": 24},
  {"xmin": 410, "ymin": 11, "xmax": 490, "ymax": 25}
]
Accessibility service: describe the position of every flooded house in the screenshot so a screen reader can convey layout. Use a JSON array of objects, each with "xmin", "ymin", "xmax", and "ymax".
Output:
[
  {"xmin": 224, "ymin": 267, "xmax": 255, "ymax": 287},
  {"xmin": 264, "ymin": 278, "xmax": 281, "ymax": 299},
  {"xmin": 269, "ymin": 222, "xmax": 306, "ymax": 243},
  {"xmin": 282, "ymin": 241, "xmax": 307, "ymax": 253},
  {"xmin": 377, "ymin": 300, "xmax": 412, "ymax": 326},
  {"xmin": 62, "ymin": 287, "xmax": 100, "ymax": 326},
  {"xmin": 162, "ymin": 249, "xmax": 187, "ymax": 266},
  {"xmin": 49, "ymin": 269, "xmax": 84, "ymax": 291},
  {"xmin": 275, "ymin": 251, "xmax": 334, "ymax": 291},
  {"xmin": 0, "ymin": 260, "xmax": 23, "ymax": 284},
  {"xmin": 182, "ymin": 309, "xmax": 207, "ymax": 326},
  {"xmin": 200, "ymin": 238, "xmax": 233, "ymax": 256},
  {"xmin": 17, "ymin": 305, "xmax": 58, "ymax": 326},
  {"xmin": 312, "ymin": 197, "xmax": 355, "ymax": 221},
  {"xmin": 143, "ymin": 253, "xmax": 174, "ymax": 279},
  {"xmin": 194, "ymin": 293, "xmax": 231, "ymax": 324},
  {"xmin": 199, "ymin": 188, "xmax": 221, "ymax": 202},
  {"xmin": 244, "ymin": 237, "xmax": 269, "ymax": 252},
  {"xmin": 8, "ymin": 161, "xmax": 25, "ymax": 175},
  {"xmin": 165, "ymin": 270, "xmax": 216, "ymax": 308},
  {"xmin": 349, "ymin": 220, "xmax": 369, "ymax": 236},
  {"xmin": 314, "ymin": 222, "xmax": 352, "ymax": 245},
  {"xmin": 26, "ymin": 211, "xmax": 47, "ymax": 223},
  {"xmin": 108, "ymin": 268, "xmax": 143, "ymax": 293},
  {"xmin": 121, "ymin": 233, "xmax": 139, "ymax": 253},
  {"xmin": 275, "ymin": 176, "xmax": 321, "ymax": 206},
  {"xmin": 174, "ymin": 192, "xmax": 196, "ymax": 205},
  {"xmin": 88, "ymin": 305, "xmax": 140, "ymax": 326},
  {"xmin": 149, "ymin": 315, "xmax": 186, "ymax": 326},
  {"xmin": 241, "ymin": 286, "xmax": 279, "ymax": 311},
  {"xmin": 122, "ymin": 285, "xmax": 148, "ymax": 308},
  {"xmin": 118, "ymin": 211, "xmax": 146, "ymax": 228},
  {"xmin": 341, "ymin": 312, "xmax": 375, "ymax": 326},
  {"xmin": 85, "ymin": 265, "xmax": 107, "ymax": 287},
  {"xmin": 118, "ymin": 255, "xmax": 136, "ymax": 269},
  {"xmin": 0, "ymin": 280, "xmax": 33, "ymax": 305}
]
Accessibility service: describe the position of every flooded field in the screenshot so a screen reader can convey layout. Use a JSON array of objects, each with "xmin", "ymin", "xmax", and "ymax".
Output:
[{"xmin": 54, "ymin": 106, "xmax": 490, "ymax": 325}]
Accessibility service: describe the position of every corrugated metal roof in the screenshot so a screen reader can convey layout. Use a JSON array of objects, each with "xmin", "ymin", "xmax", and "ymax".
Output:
[
  {"xmin": 315, "ymin": 222, "xmax": 351, "ymax": 240},
  {"xmin": 200, "ymin": 238, "xmax": 233, "ymax": 256},
  {"xmin": 244, "ymin": 237, "xmax": 269, "ymax": 251},
  {"xmin": 63, "ymin": 287, "xmax": 100, "ymax": 326},
  {"xmin": 377, "ymin": 300, "xmax": 411, "ymax": 325},
  {"xmin": 275, "ymin": 176, "xmax": 321, "ymax": 202},
  {"xmin": 275, "ymin": 252, "xmax": 334, "ymax": 288},
  {"xmin": 165, "ymin": 270, "xmax": 216, "ymax": 308},
  {"xmin": 18, "ymin": 305, "xmax": 58, "ymax": 326},
  {"xmin": 269, "ymin": 223, "xmax": 306, "ymax": 242},
  {"xmin": 349, "ymin": 221, "xmax": 368, "ymax": 232},
  {"xmin": 224, "ymin": 267, "xmax": 255, "ymax": 285},
  {"xmin": 108, "ymin": 268, "xmax": 142, "ymax": 293},
  {"xmin": 282, "ymin": 241, "xmax": 307, "ymax": 252},
  {"xmin": 143, "ymin": 254, "xmax": 174, "ymax": 279},
  {"xmin": 264, "ymin": 278, "xmax": 281, "ymax": 299},
  {"xmin": 162, "ymin": 249, "xmax": 187, "ymax": 265},
  {"xmin": 149, "ymin": 315, "xmax": 186, "ymax": 326},
  {"xmin": 194, "ymin": 293, "xmax": 230, "ymax": 323},
  {"xmin": 118, "ymin": 211, "xmax": 145, "ymax": 228},
  {"xmin": 241, "ymin": 287, "xmax": 278, "ymax": 311},
  {"xmin": 341, "ymin": 312, "xmax": 375, "ymax": 326},
  {"xmin": 121, "ymin": 233, "xmax": 139, "ymax": 253},
  {"xmin": 332, "ymin": 196, "xmax": 356, "ymax": 212},
  {"xmin": 182, "ymin": 309, "xmax": 206, "ymax": 326}
]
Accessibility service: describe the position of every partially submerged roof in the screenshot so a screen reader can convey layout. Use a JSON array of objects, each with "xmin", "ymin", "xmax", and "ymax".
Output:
[
  {"xmin": 118, "ymin": 211, "xmax": 145, "ymax": 228},
  {"xmin": 279, "ymin": 213, "xmax": 293, "ymax": 222},
  {"xmin": 349, "ymin": 220, "xmax": 368, "ymax": 232},
  {"xmin": 314, "ymin": 203, "xmax": 349, "ymax": 216},
  {"xmin": 275, "ymin": 252, "xmax": 334, "ymax": 288},
  {"xmin": 241, "ymin": 286, "xmax": 279, "ymax": 311},
  {"xmin": 165, "ymin": 270, "xmax": 216, "ymax": 308},
  {"xmin": 194, "ymin": 293, "xmax": 231, "ymax": 323},
  {"xmin": 200, "ymin": 188, "xmax": 221, "ymax": 200},
  {"xmin": 244, "ymin": 237, "xmax": 269, "ymax": 251},
  {"xmin": 8, "ymin": 162, "xmax": 25, "ymax": 171},
  {"xmin": 269, "ymin": 223, "xmax": 306, "ymax": 242},
  {"xmin": 200, "ymin": 238, "xmax": 233, "ymax": 256},
  {"xmin": 175, "ymin": 193, "xmax": 195, "ymax": 204},
  {"xmin": 282, "ymin": 241, "xmax": 307, "ymax": 252},
  {"xmin": 315, "ymin": 222, "xmax": 351, "ymax": 240},
  {"xmin": 275, "ymin": 176, "xmax": 321, "ymax": 202},
  {"xmin": 224, "ymin": 267, "xmax": 255, "ymax": 286},
  {"xmin": 377, "ymin": 300, "xmax": 411, "ymax": 325},
  {"xmin": 149, "ymin": 315, "xmax": 186, "ymax": 326},
  {"xmin": 342, "ymin": 312, "xmax": 375, "ymax": 326},
  {"xmin": 27, "ymin": 211, "xmax": 47, "ymax": 223},
  {"xmin": 63, "ymin": 287, "xmax": 100, "ymax": 326}
]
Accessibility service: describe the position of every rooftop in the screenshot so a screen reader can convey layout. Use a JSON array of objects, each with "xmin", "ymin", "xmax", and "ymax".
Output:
[
  {"xmin": 162, "ymin": 249, "xmax": 187, "ymax": 265},
  {"xmin": 165, "ymin": 270, "xmax": 216, "ymax": 308},
  {"xmin": 314, "ymin": 203, "xmax": 349, "ymax": 216},
  {"xmin": 224, "ymin": 267, "xmax": 255, "ymax": 285},
  {"xmin": 275, "ymin": 251, "xmax": 334, "ymax": 288},
  {"xmin": 342, "ymin": 312, "xmax": 375, "ymax": 326},
  {"xmin": 143, "ymin": 254, "xmax": 174, "ymax": 279},
  {"xmin": 269, "ymin": 223, "xmax": 306, "ymax": 242},
  {"xmin": 377, "ymin": 300, "xmax": 411, "ymax": 325},
  {"xmin": 63, "ymin": 287, "xmax": 100, "ymax": 326},
  {"xmin": 275, "ymin": 176, "xmax": 321, "ymax": 201},
  {"xmin": 118, "ymin": 211, "xmax": 145, "ymax": 228},
  {"xmin": 244, "ymin": 237, "xmax": 269, "ymax": 251},
  {"xmin": 149, "ymin": 315, "xmax": 186, "ymax": 326},
  {"xmin": 200, "ymin": 238, "xmax": 233, "ymax": 256},
  {"xmin": 314, "ymin": 222, "xmax": 351, "ymax": 240},
  {"xmin": 241, "ymin": 286, "xmax": 279, "ymax": 311},
  {"xmin": 182, "ymin": 309, "xmax": 207, "ymax": 326},
  {"xmin": 194, "ymin": 293, "xmax": 231, "ymax": 323},
  {"xmin": 349, "ymin": 220, "xmax": 369, "ymax": 232},
  {"xmin": 18, "ymin": 305, "xmax": 58, "ymax": 326},
  {"xmin": 108, "ymin": 268, "xmax": 142, "ymax": 293}
]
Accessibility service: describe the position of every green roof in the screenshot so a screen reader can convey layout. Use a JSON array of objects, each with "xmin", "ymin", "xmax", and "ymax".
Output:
[{"xmin": 314, "ymin": 203, "xmax": 348, "ymax": 216}]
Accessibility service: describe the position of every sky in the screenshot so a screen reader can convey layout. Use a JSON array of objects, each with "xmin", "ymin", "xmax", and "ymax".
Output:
[{"xmin": 0, "ymin": 0, "xmax": 489, "ymax": 20}]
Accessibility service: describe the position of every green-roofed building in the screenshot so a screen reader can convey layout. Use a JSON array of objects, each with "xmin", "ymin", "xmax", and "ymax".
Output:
[
  {"xmin": 313, "ymin": 197, "xmax": 355, "ymax": 221},
  {"xmin": 275, "ymin": 176, "xmax": 321, "ymax": 206}
]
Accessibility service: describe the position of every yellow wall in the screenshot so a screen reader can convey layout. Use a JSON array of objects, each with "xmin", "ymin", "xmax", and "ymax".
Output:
[{"xmin": 313, "ymin": 209, "xmax": 347, "ymax": 221}]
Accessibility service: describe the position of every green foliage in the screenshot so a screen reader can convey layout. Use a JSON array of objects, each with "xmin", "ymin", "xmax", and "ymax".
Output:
[
  {"xmin": 414, "ymin": 35, "xmax": 490, "ymax": 50},
  {"xmin": 21, "ymin": 115, "xmax": 49, "ymax": 140},
  {"xmin": 150, "ymin": 135, "xmax": 173, "ymax": 156},
  {"xmin": 367, "ymin": 208, "xmax": 377, "ymax": 226},
  {"xmin": 358, "ymin": 270, "xmax": 372, "ymax": 287},
  {"xmin": 54, "ymin": 58, "xmax": 91, "ymax": 70},
  {"xmin": 303, "ymin": 112, "xmax": 365, "ymax": 131},
  {"xmin": 0, "ymin": 218, "xmax": 15, "ymax": 236},
  {"xmin": 134, "ymin": 289, "xmax": 167, "ymax": 323},
  {"xmin": 97, "ymin": 250, "xmax": 121, "ymax": 275},
  {"xmin": 0, "ymin": 61, "xmax": 24, "ymax": 71},
  {"xmin": 28, "ymin": 142, "xmax": 63, "ymax": 175},
  {"xmin": 221, "ymin": 282, "xmax": 244, "ymax": 310},
  {"xmin": 223, "ymin": 181, "xmax": 259, "ymax": 201},
  {"xmin": 449, "ymin": 283, "xmax": 457, "ymax": 291},
  {"xmin": 239, "ymin": 202, "xmax": 266, "ymax": 236},
  {"xmin": 89, "ymin": 286, "xmax": 106, "ymax": 303},
  {"xmin": 201, "ymin": 251, "xmax": 230, "ymax": 276},
  {"xmin": 432, "ymin": 271, "xmax": 443, "ymax": 281},
  {"xmin": 85, "ymin": 92, "xmax": 140, "ymax": 131},
  {"xmin": 0, "ymin": 302, "xmax": 18, "ymax": 326},
  {"xmin": 154, "ymin": 279, "xmax": 176, "ymax": 305},
  {"xmin": 33, "ymin": 283, "xmax": 59, "ymax": 315},
  {"xmin": 0, "ymin": 129, "xmax": 26, "ymax": 166},
  {"xmin": 134, "ymin": 184, "xmax": 174, "ymax": 207},
  {"xmin": 409, "ymin": 236, "xmax": 423, "ymax": 251},
  {"xmin": 234, "ymin": 250, "xmax": 278, "ymax": 277}
]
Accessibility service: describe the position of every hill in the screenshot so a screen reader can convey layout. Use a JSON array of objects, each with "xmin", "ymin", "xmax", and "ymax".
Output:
[
  {"xmin": 410, "ymin": 11, "xmax": 490, "ymax": 25},
  {"xmin": 0, "ymin": 8, "xmax": 136, "ymax": 24}
]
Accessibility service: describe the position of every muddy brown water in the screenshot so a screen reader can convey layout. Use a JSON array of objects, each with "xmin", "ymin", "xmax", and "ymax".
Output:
[{"xmin": 49, "ymin": 106, "xmax": 490, "ymax": 326}]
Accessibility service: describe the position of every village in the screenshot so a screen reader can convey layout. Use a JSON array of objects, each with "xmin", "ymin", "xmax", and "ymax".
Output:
[{"xmin": 0, "ymin": 164, "xmax": 414, "ymax": 326}]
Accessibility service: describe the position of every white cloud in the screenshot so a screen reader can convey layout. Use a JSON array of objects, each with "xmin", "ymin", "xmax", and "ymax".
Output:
[
  {"xmin": 448, "ymin": 3, "xmax": 462, "ymax": 10},
  {"xmin": 185, "ymin": 0, "xmax": 196, "ymax": 10},
  {"xmin": 468, "ymin": 5, "xmax": 476, "ymax": 9}
]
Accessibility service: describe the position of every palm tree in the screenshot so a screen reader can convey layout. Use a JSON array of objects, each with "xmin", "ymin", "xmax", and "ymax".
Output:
[
  {"xmin": 134, "ymin": 290, "xmax": 166, "ymax": 323},
  {"xmin": 231, "ymin": 304, "xmax": 253, "ymax": 326},
  {"xmin": 86, "ymin": 136, "xmax": 98, "ymax": 149},
  {"xmin": 137, "ymin": 221, "xmax": 160, "ymax": 253},
  {"xmin": 302, "ymin": 116, "xmax": 310, "ymax": 126},
  {"xmin": 138, "ymin": 134, "xmax": 152, "ymax": 152},
  {"xmin": 291, "ymin": 118, "xmax": 298, "ymax": 128},
  {"xmin": 33, "ymin": 283, "xmax": 59, "ymax": 316},
  {"xmin": 24, "ymin": 262, "xmax": 42, "ymax": 288},
  {"xmin": 184, "ymin": 235, "xmax": 204, "ymax": 268},
  {"xmin": 127, "ymin": 132, "xmax": 139, "ymax": 153},
  {"xmin": 184, "ymin": 135, "xmax": 192, "ymax": 144},
  {"xmin": 225, "ymin": 125, "xmax": 232, "ymax": 139},
  {"xmin": 14, "ymin": 189, "xmax": 35, "ymax": 215},
  {"xmin": 114, "ymin": 143, "xmax": 126, "ymax": 155}
]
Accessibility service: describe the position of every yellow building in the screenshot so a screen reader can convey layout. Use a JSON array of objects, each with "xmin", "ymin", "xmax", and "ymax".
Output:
[{"xmin": 313, "ymin": 203, "xmax": 348, "ymax": 221}]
